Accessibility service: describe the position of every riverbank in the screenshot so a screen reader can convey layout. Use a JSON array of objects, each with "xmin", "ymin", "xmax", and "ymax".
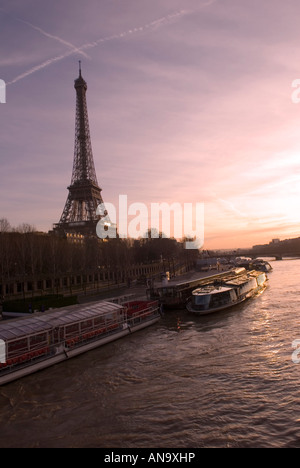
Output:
[
  {"xmin": 1, "ymin": 267, "xmax": 226, "ymax": 319},
  {"xmin": 78, "ymin": 266, "xmax": 230, "ymax": 307}
]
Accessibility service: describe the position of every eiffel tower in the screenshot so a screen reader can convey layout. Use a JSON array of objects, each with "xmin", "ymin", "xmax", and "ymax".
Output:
[{"xmin": 54, "ymin": 63, "xmax": 108, "ymax": 238}]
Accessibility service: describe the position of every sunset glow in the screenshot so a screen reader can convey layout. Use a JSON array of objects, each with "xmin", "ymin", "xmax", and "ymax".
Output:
[{"xmin": 1, "ymin": 0, "xmax": 300, "ymax": 249}]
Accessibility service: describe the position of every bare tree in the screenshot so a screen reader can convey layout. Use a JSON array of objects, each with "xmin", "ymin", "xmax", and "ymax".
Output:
[{"xmin": 0, "ymin": 218, "xmax": 11, "ymax": 233}]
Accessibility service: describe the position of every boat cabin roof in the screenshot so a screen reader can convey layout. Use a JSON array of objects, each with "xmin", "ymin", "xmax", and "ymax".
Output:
[
  {"xmin": 225, "ymin": 270, "xmax": 263, "ymax": 287},
  {"xmin": 225, "ymin": 276, "xmax": 249, "ymax": 286},
  {"xmin": 0, "ymin": 301, "xmax": 124, "ymax": 342},
  {"xmin": 154, "ymin": 268, "xmax": 247, "ymax": 292},
  {"xmin": 192, "ymin": 285, "xmax": 233, "ymax": 296}
]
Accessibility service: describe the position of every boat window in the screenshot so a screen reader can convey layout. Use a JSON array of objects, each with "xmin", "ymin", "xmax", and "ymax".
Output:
[
  {"xmin": 94, "ymin": 317, "xmax": 105, "ymax": 327},
  {"xmin": 230, "ymin": 289, "xmax": 238, "ymax": 301},
  {"xmin": 194, "ymin": 294, "xmax": 211, "ymax": 306},
  {"xmin": 8, "ymin": 338, "xmax": 28, "ymax": 357},
  {"xmin": 256, "ymin": 273, "xmax": 266, "ymax": 286},
  {"xmin": 239, "ymin": 278, "xmax": 257, "ymax": 294},
  {"xmin": 80, "ymin": 319, "xmax": 93, "ymax": 331},
  {"xmin": 159, "ymin": 288, "xmax": 176, "ymax": 297},
  {"xmin": 30, "ymin": 333, "xmax": 48, "ymax": 350},
  {"xmin": 65, "ymin": 323, "xmax": 79, "ymax": 337},
  {"xmin": 210, "ymin": 290, "xmax": 231, "ymax": 307}
]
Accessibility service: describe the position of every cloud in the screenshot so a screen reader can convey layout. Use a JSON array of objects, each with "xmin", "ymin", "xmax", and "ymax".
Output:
[
  {"xmin": 217, "ymin": 198, "xmax": 248, "ymax": 219},
  {"xmin": 4, "ymin": 0, "xmax": 298, "ymax": 248}
]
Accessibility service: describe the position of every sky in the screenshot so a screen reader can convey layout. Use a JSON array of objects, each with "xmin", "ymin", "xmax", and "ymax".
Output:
[{"xmin": 1, "ymin": 0, "xmax": 300, "ymax": 249}]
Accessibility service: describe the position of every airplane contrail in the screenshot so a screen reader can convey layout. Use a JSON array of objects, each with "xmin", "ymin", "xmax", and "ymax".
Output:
[
  {"xmin": 16, "ymin": 18, "xmax": 90, "ymax": 59},
  {"xmin": 7, "ymin": 9, "xmax": 190, "ymax": 85},
  {"xmin": 7, "ymin": 0, "xmax": 218, "ymax": 87}
]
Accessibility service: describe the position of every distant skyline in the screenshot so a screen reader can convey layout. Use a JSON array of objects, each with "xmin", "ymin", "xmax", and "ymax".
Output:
[{"xmin": 1, "ymin": 0, "xmax": 300, "ymax": 249}]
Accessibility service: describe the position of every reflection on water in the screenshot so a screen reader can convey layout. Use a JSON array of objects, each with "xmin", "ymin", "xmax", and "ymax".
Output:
[{"xmin": 1, "ymin": 259, "xmax": 300, "ymax": 447}]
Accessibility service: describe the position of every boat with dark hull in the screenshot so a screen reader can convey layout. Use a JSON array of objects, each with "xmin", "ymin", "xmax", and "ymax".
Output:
[
  {"xmin": 186, "ymin": 270, "xmax": 268, "ymax": 315},
  {"xmin": 0, "ymin": 300, "xmax": 160, "ymax": 385},
  {"xmin": 148, "ymin": 268, "xmax": 249, "ymax": 309},
  {"xmin": 251, "ymin": 259, "xmax": 273, "ymax": 273}
]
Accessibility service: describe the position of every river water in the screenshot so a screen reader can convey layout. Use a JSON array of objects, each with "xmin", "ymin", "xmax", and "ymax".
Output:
[{"xmin": 1, "ymin": 258, "xmax": 300, "ymax": 448}]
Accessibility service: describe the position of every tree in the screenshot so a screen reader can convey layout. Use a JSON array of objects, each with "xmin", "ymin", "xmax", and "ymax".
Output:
[{"xmin": 0, "ymin": 218, "xmax": 11, "ymax": 233}]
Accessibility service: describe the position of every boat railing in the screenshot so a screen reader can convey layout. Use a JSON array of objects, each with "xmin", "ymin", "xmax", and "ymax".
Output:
[
  {"xmin": 63, "ymin": 304, "xmax": 159, "ymax": 348},
  {"xmin": 64, "ymin": 319, "xmax": 127, "ymax": 349},
  {"xmin": 126, "ymin": 301, "xmax": 159, "ymax": 324},
  {"xmin": 0, "ymin": 320, "xmax": 128, "ymax": 373},
  {"xmin": 104, "ymin": 294, "xmax": 136, "ymax": 304},
  {"xmin": 0, "ymin": 302, "xmax": 160, "ymax": 375},
  {"xmin": 0, "ymin": 344, "xmax": 53, "ymax": 375}
]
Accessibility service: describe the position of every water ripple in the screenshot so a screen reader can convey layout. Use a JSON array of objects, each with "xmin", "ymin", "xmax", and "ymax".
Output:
[{"xmin": 1, "ymin": 260, "xmax": 300, "ymax": 447}]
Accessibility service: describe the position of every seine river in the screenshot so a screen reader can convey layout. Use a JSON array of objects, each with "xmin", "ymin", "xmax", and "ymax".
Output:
[{"xmin": 1, "ymin": 258, "xmax": 300, "ymax": 448}]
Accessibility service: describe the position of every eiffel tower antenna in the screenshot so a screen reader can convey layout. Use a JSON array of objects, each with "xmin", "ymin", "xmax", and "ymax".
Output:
[{"xmin": 54, "ymin": 64, "xmax": 107, "ymax": 238}]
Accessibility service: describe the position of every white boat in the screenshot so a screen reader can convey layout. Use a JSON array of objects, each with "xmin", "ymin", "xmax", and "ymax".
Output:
[
  {"xmin": 147, "ymin": 267, "xmax": 248, "ymax": 309},
  {"xmin": 0, "ymin": 300, "xmax": 160, "ymax": 385},
  {"xmin": 251, "ymin": 259, "xmax": 273, "ymax": 272},
  {"xmin": 186, "ymin": 270, "xmax": 268, "ymax": 315}
]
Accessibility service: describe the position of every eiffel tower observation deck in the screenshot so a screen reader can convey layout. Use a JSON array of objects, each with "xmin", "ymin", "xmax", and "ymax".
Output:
[{"xmin": 54, "ymin": 63, "xmax": 108, "ymax": 238}]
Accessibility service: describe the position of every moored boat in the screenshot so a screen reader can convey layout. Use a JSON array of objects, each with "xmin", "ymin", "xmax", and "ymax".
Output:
[
  {"xmin": 251, "ymin": 259, "xmax": 273, "ymax": 272},
  {"xmin": 148, "ymin": 268, "xmax": 248, "ymax": 309},
  {"xmin": 0, "ymin": 300, "xmax": 160, "ymax": 385},
  {"xmin": 186, "ymin": 270, "xmax": 268, "ymax": 315}
]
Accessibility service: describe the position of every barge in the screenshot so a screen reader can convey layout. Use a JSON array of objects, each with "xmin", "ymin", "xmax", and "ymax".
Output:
[{"xmin": 0, "ymin": 300, "xmax": 160, "ymax": 385}]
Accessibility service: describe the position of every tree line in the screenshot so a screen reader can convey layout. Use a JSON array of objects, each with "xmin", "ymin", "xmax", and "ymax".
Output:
[{"xmin": 0, "ymin": 219, "xmax": 198, "ymax": 287}]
